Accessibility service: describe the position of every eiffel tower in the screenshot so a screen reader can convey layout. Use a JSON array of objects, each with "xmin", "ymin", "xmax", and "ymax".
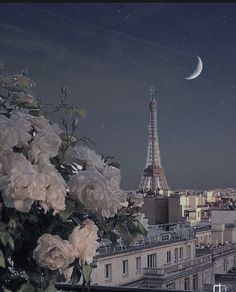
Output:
[{"xmin": 139, "ymin": 86, "xmax": 170, "ymax": 196}]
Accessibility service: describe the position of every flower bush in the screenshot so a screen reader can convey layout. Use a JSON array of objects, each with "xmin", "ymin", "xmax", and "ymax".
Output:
[{"xmin": 0, "ymin": 63, "xmax": 148, "ymax": 291}]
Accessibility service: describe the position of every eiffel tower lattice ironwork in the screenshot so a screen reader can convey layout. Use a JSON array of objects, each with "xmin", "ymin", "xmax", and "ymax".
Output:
[{"xmin": 139, "ymin": 86, "xmax": 170, "ymax": 195}]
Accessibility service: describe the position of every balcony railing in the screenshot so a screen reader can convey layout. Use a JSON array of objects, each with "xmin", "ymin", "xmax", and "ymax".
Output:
[
  {"xmin": 143, "ymin": 254, "xmax": 212, "ymax": 276},
  {"xmin": 212, "ymin": 242, "xmax": 236, "ymax": 256},
  {"xmin": 97, "ymin": 223, "xmax": 195, "ymax": 257}
]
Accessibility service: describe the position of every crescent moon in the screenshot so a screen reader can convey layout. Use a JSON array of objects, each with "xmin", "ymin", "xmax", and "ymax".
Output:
[{"xmin": 184, "ymin": 55, "xmax": 203, "ymax": 80}]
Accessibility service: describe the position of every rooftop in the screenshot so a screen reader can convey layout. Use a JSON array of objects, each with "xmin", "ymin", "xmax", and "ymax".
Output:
[{"xmin": 96, "ymin": 222, "xmax": 195, "ymax": 258}]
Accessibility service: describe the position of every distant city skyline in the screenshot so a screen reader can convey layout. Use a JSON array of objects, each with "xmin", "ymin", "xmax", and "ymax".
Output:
[{"xmin": 1, "ymin": 3, "xmax": 236, "ymax": 190}]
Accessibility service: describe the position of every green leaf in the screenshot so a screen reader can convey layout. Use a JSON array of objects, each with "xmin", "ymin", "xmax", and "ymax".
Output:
[
  {"xmin": 0, "ymin": 222, "xmax": 7, "ymax": 231},
  {"xmin": 18, "ymin": 282, "xmax": 35, "ymax": 292},
  {"xmin": 117, "ymin": 223, "xmax": 133, "ymax": 245},
  {"xmin": 0, "ymin": 231, "xmax": 10, "ymax": 246},
  {"xmin": 74, "ymin": 200, "xmax": 86, "ymax": 213},
  {"xmin": 0, "ymin": 231, "xmax": 15, "ymax": 250},
  {"xmin": 127, "ymin": 219, "xmax": 139, "ymax": 235},
  {"xmin": 72, "ymin": 117, "xmax": 79, "ymax": 130},
  {"xmin": 108, "ymin": 231, "xmax": 118, "ymax": 246},
  {"xmin": 26, "ymin": 270, "xmax": 41, "ymax": 286},
  {"xmin": 59, "ymin": 199, "xmax": 75, "ymax": 221},
  {"xmin": 0, "ymin": 249, "xmax": 5, "ymax": 268},
  {"xmin": 46, "ymin": 279, "xmax": 57, "ymax": 292},
  {"xmin": 60, "ymin": 132, "xmax": 73, "ymax": 142},
  {"xmin": 82, "ymin": 263, "xmax": 92, "ymax": 284},
  {"xmin": 9, "ymin": 217, "xmax": 17, "ymax": 229},
  {"xmin": 8, "ymin": 235, "xmax": 14, "ymax": 250},
  {"xmin": 29, "ymin": 214, "xmax": 39, "ymax": 223},
  {"xmin": 108, "ymin": 219, "xmax": 117, "ymax": 230},
  {"xmin": 71, "ymin": 265, "xmax": 82, "ymax": 285},
  {"xmin": 137, "ymin": 222, "xmax": 148, "ymax": 237},
  {"xmin": 75, "ymin": 108, "xmax": 87, "ymax": 119}
]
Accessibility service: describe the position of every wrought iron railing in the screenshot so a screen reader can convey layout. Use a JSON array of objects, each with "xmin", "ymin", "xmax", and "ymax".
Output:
[
  {"xmin": 143, "ymin": 254, "xmax": 211, "ymax": 276},
  {"xmin": 97, "ymin": 222, "xmax": 195, "ymax": 256}
]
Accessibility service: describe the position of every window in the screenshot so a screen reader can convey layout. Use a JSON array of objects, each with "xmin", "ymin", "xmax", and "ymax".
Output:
[
  {"xmin": 135, "ymin": 257, "xmax": 141, "ymax": 272},
  {"xmin": 187, "ymin": 245, "xmax": 191, "ymax": 258},
  {"xmin": 122, "ymin": 260, "xmax": 128, "ymax": 276},
  {"xmin": 105, "ymin": 264, "xmax": 112, "ymax": 280},
  {"xmin": 167, "ymin": 251, "xmax": 171, "ymax": 263},
  {"xmin": 193, "ymin": 274, "xmax": 198, "ymax": 290},
  {"xmin": 174, "ymin": 248, "xmax": 178, "ymax": 263},
  {"xmin": 161, "ymin": 234, "xmax": 170, "ymax": 241},
  {"xmin": 184, "ymin": 277, "xmax": 190, "ymax": 290},
  {"xmin": 223, "ymin": 259, "xmax": 227, "ymax": 272},
  {"xmin": 166, "ymin": 282, "xmax": 176, "ymax": 290},
  {"xmin": 179, "ymin": 247, "xmax": 183, "ymax": 260},
  {"xmin": 147, "ymin": 253, "xmax": 157, "ymax": 268}
]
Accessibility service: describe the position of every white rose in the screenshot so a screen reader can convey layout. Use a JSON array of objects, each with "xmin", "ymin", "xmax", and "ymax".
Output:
[
  {"xmin": 10, "ymin": 112, "xmax": 32, "ymax": 147},
  {"xmin": 13, "ymin": 114, "xmax": 62, "ymax": 163},
  {"xmin": 33, "ymin": 234, "xmax": 75, "ymax": 270},
  {"xmin": 64, "ymin": 145, "xmax": 104, "ymax": 170},
  {"xmin": 37, "ymin": 156, "xmax": 67, "ymax": 214},
  {"xmin": 68, "ymin": 166, "xmax": 126, "ymax": 218},
  {"xmin": 0, "ymin": 115, "xmax": 19, "ymax": 153},
  {"xmin": 68, "ymin": 219, "xmax": 99, "ymax": 264},
  {"xmin": 28, "ymin": 130, "xmax": 62, "ymax": 163},
  {"xmin": 30, "ymin": 115, "xmax": 56, "ymax": 133},
  {"xmin": 0, "ymin": 151, "xmax": 46, "ymax": 212}
]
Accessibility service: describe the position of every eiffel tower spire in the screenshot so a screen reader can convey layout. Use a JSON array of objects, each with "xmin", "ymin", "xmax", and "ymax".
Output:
[{"xmin": 139, "ymin": 86, "xmax": 170, "ymax": 196}]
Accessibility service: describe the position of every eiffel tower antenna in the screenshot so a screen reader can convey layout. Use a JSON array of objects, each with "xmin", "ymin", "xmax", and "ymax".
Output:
[{"xmin": 139, "ymin": 86, "xmax": 170, "ymax": 196}]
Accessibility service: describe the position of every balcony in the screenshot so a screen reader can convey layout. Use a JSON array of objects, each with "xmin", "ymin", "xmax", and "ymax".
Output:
[
  {"xmin": 212, "ymin": 242, "xmax": 236, "ymax": 256},
  {"xmin": 143, "ymin": 254, "xmax": 212, "ymax": 277},
  {"xmin": 196, "ymin": 242, "xmax": 236, "ymax": 257}
]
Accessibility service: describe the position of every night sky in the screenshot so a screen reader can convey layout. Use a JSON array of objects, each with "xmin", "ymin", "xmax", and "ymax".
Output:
[{"xmin": 1, "ymin": 3, "xmax": 236, "ymax": 190}]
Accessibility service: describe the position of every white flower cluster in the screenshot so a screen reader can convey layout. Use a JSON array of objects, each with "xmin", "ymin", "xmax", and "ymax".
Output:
[
  {"xmin": 33, "ymin": 219, "xmax": 99, "ymax": 270},
  {"xmin": 0, "ymin": 101, "xmax": 146, "ymax": 278},
  {"xmin": 0, "ymin": 112, "xmax": 66, "ymax": 214},
  {"xmin": 67, "ymin": 145, "xmax": 127, "ymax": 218},
  {"xmin": 126, "ymin": 191, "xmax": 144, "ymax": 207}
]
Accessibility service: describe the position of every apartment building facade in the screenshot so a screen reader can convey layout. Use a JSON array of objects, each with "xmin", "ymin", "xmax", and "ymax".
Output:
[{"xmin": 91, "ymin": 222, "xmax": 236, "ymax": 291}]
